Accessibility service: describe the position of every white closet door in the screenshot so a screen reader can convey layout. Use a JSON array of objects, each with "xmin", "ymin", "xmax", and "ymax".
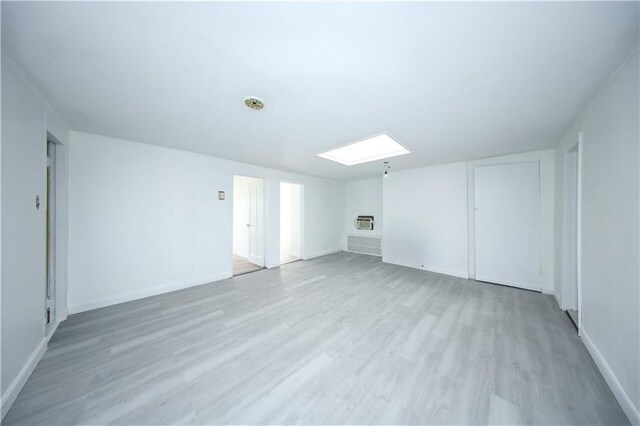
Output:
[{"xmin": 475, "ymin": 161, "xmax": 541, "ymax": 291}]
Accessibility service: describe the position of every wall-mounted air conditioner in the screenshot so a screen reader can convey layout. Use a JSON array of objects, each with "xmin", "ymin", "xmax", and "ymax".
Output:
[{"xmin": 354, "ymin": 215, "xmax": 374, "ymax": 231}]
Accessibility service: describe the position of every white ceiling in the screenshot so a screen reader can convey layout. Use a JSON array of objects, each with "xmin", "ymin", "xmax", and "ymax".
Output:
[{"xmin": 3, "ymin": 2, "xmax": 638, "ymax": 181}]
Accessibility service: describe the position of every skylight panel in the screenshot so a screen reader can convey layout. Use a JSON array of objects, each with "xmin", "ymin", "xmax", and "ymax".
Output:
[{"xmin": 318, "ymin": 133, "xmax": 410, "ymax": 166}]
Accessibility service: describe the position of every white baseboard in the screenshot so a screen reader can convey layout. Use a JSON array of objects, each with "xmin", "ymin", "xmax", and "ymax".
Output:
[
  {"xmin": 475, "ymin": 275, "xmax": 541, "ymax": 292},
  {"xmin": 303, "ymin": 248, "xmax": 342, "ymax": 260},
  {"xmin": 1, "ymin": 338, "xmax": 47, "ymax": 420},
  {"xmin": 68, "ymin": 272, "xmax": 232, "ymax": 314},
  {"xmin": 424, "ymin": 265, "xmax": 469, "ymax": 279},
  {"xmin": 541, "ymin": 286, "xmax": 555, "ymax": 296},
  {"xmin": 581, "ymin": 329, "xmax": 639, "ymax": 425},
  {"xmin": 45, "ymin": 319, "xmax": 61, "ymax": 343},
  {"xmin": 382, "ymin": 257, "xmax": 469, "ymax": 279}
]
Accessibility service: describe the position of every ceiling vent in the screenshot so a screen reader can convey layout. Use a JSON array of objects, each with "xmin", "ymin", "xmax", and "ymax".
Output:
[{"xmin": 244, "ymin": 96, "xmax": 264, "ymax": 110}]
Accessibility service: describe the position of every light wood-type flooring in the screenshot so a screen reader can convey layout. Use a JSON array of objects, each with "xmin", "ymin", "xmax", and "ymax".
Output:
[{"xmin": 4, "ymin": 252, "xmax": 628, "ymax": 425}]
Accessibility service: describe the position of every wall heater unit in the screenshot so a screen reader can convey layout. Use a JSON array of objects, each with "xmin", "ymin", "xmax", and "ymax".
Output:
[{"xmin": 347, "ymin": 235, "xmax": 382, "ymax": 257}]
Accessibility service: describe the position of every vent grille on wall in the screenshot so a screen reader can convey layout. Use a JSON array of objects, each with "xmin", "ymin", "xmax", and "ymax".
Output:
[{"xmin": 347, "ymin": 235, "xmax": 382, "ymax": 257}]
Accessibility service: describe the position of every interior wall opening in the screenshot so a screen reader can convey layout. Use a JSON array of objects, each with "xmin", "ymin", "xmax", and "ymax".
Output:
[
  {"xmin": 232, "ymin": 175, "xmax": 265, "ymax": 276},
  {"xmin": 280, "ymin": 182, "xmax": 302, "ymax": 265},
  {"xmin": 562, "ymin": 143, "xmax": 580, "ymax": 330}
]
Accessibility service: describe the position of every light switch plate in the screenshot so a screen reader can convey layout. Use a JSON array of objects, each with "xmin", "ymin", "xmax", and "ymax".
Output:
[{"xmin": 218, "ymin": 191, "xmax": 225, "ymax": 200}]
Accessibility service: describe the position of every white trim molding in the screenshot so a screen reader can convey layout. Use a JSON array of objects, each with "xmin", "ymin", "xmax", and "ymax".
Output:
[
  {"xmin": 575, "ymin": 132, "xmax": 583, "ymax": 335},
  {"xmin": 303, "ymin": 248, "xmax": 342, "ymax": 260},
  {"xmin": 68, "ymin": 272, "xmax": 232, "ymax": 314},
  {"xmin": 1, "ymin": 338, "xmax": 47, "ymax": 420},
  {"xmin": 45, "ymin": 319, "xmax": 62, "ymax": 343},
  {"xmin": 581, "ymin": 330, "xmax": 639, "ymax": 425},
  {"xmin": 419, "ymin": 264, "xmax": 468, "ymax": 279},
  {"xmin": 475, "ymin": 275, "xmax": 541, "ymax": 292},
  {"xmin": 382, "ymin": 257, "xmax": 469, "ymax": 279}
]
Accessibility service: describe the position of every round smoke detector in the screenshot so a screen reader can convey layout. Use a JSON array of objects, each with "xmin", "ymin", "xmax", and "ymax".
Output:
[{"xmin": 244, "ymin": 96, "xmax": 264, "ymax": 110}]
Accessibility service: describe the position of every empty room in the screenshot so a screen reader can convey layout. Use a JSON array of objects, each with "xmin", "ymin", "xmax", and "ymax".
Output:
[{"xmin": 1, "ymin": 2, "xmax": 639, "ymax": 425}]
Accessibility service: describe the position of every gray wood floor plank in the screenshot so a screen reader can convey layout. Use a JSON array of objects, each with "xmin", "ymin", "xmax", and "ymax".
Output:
[{"xmin": 3, "ymin": 252, "xmax": 629, "ymax": 425}]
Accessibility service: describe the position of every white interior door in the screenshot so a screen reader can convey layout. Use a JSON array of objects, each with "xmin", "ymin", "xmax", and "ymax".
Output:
[
  {"xmin": 247, "ymin": 179, "xmax": 265, "ymax": 267},
  {"xmin": 475, "ymin": 161, "xmax": 541, "ymax": 291}
]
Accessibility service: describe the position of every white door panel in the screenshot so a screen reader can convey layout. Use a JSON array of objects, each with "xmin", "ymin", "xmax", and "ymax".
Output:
[
  {"xmin": 248, "ymin": 179, "xmax": 264, "ymax": 267},
  {"xmin": 475, "ymin": 161, "xmax": 541, "ymax": 291}
]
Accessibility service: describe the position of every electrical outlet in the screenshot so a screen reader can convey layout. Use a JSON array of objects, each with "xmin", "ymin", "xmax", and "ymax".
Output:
[{"xmin": 36, "ymin": 195, "xmax": 40, "ymax": 209}]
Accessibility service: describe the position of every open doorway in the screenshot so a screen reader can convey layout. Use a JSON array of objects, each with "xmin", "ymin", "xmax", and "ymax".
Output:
[
  {"xmin": 233, "ymin": 175, "xmax": 265, "ymax": 276},
  {"xmin": 45, "ymin": 140, "xmax": 57, "ymax": 333},
  {"xmin": 562, "ymin": 142, "xmax": 580, "ymax": 331},
  {"xmin": 280, "ymin": 182, "xmax": 302, "ymax": 265}
]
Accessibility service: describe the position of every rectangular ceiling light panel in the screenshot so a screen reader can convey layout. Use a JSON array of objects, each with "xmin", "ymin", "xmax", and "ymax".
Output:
[{"xmin": 318, "ymin": 133, "xmax": 410, "ymax": 166}]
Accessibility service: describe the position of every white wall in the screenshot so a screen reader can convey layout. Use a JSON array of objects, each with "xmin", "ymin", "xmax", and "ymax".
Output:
[
  {"xmin": 279, "ymin": 182, "xmax": 302, "ymax": 261},
  {"xmin": 68, "ymin": 132, "xmax": 230, "ymax": 312},
  {"xmin": 383, "ymin": 162, "xmax": 469, "ymax": 278},
  {"xmin": 280, "ymin": 183, "xmax": 292, "ymax": 261},
  {"xmin": 467, "ymin": 150, "xmax": 555, "ymax": 294},
  {"xmin": 1, "ymin": 57, "xmax": 69, "ymax": 418},
  {"xmin": 382, "ymin": 151, "xmax": 555, "ymax": 287},
  {"xmin": 554, "ymin": 49, "xmax": 639, "ymax": 424},
  {"xmin": 68, "ymin": 131, "xmax": 344, "ymax": 313},
  {"xmin": 290, "ymin": 184, "xmax": 301, "ymax": 258},
  {"xmin": 232, "ymin": 176, "xmax": 252, "ymax": 258},
  {"xmin": 344, "ymin": 177, "xmax": 383, "ymax": 248}
]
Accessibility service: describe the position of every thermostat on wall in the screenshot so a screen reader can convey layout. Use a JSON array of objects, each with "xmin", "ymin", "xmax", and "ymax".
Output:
[{"xmin": 218, "ymin": 191, "xmax": 225, "ymax": 200}]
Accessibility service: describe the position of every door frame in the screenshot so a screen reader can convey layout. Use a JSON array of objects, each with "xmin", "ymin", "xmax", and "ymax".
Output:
[
  {"xmin": 562, "ymin": 134, "xmax": 583, "ymax": 335},
  {"xmin": 45, "ymin": 140, "xmax": 57, "ymax": 334},
  {"xmin": 231, "ymin": 174, "xmax": 266, "ymax": 271},
  {"xmin": 279, "ymin": 180, "xmax": 305, "ymax": 265}
]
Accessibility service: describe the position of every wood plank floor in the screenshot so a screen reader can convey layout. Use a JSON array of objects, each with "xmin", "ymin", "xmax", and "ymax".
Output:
[{"xmin": 4, "ymin": 252, "xmax": 628, "ymax": 425}]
